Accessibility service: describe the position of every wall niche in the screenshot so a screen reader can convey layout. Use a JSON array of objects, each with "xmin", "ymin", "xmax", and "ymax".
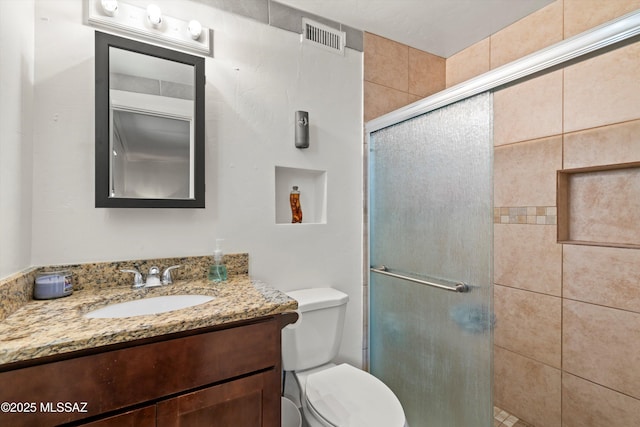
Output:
[
  {"xmin": 275, "ymin": 166, "xmax": 327, "ymax": 225},
  {"xmin": 558, "ymin": 162, "xmax": 640, "ymax": 248}
]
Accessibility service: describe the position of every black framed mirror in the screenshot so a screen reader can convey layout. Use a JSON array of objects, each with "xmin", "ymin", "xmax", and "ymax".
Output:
[{"xmin": 95, "ymin": 32, "xmax": 205, "ymax": 208}]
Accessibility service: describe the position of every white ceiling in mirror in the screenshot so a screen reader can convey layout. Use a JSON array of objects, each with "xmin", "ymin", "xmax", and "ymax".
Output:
[
  {"xmin": 110, "ymin": 47, "xmax": 194, "ymax": 85},
  {"xmin": 276, "ymin": 0, "xmax": 556, "ymax": 57}
]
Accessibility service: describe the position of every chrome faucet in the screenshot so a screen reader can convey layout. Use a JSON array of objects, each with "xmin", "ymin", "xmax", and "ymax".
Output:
[
  {"xmin": 145, "ymin": 266, "xmax": 161, "ymax": 286},
  {"xmin": 120, "ymin": 268, "xmax": 145, "ymax": 288},
  {"xmin": 120, "ymin": 265, "xmax": 181, "ymax": 288},
  {"xmin": 161, "ymin": 265, "xmax": 182, "ymax": 285}
]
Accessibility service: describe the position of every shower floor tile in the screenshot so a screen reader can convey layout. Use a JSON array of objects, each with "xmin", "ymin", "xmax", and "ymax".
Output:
[{"xmin": 494, "ymin": 406, "xmax": 534, "ymax": 427}]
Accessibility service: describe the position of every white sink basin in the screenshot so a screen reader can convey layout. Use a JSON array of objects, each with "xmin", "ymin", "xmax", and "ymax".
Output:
[{"xmin": 84, "ymin": 294, "xmax": 214, "ymax": 318}]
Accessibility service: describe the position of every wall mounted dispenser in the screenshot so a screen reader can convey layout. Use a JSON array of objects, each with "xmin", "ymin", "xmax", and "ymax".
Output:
[{"xmin": 295, "ymin": 111, "xmax": 309, "ymax": 149}]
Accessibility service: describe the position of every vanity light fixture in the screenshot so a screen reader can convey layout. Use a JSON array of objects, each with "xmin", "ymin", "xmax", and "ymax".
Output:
[
  {"xmin": 100, "ymin": 0, "xmax": 118, "ymax": 16},
  {"xmin": 85, "ymin": 0, "xmax": 213, "ymax": 56},
  {"xmin": 146, "ymin": 4, "xmax": 162, "ymax": 27}
]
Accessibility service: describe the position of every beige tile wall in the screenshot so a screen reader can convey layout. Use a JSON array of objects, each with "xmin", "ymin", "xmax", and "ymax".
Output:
[
  {"xmin": 564, "ymin": 41, "xmax": 640, "ymax": 132},
  {"xmin": 446, "ymin": 38, "xmax": 490, "ymax": 88},
  {"xmin": 363, "ymin": 32, "xmax": 445, "ymax": 122},
  {"xmin": 563, "ymin": 300, "xmax": 640, "ymax": 399},
  {"xmin": 490, "ymin": 0, "xmax": 564, "ymax": 69},
  {"xmin": 494, "ymin": 346, "xmax": 562, "ymax": 427},
  {"xmin": 364, "ymin": 1, "xmax": 640, "ymax": 425},
  {"xmin": 494, "ymin": 224, "xmax": 562, "ymax": 296},
  {"xmin": 446, "ymin": 0, "xmax": 640, "ymax": 425},
  {"xmin": 493, "ymin": 72, "xmax": 563, "ymax": 145},
  {"xmin": 563, "ymin": 244, "xmax": 640, "ymax": 312},
  {"xmin": 563, "ymin": 120, "xmax": 640, "ymax": 169},
  {"xmin": 494, "ymin": 285, "xmax": 561, "ymax": 368},
  {"xmin": 562, "ymin": 373, "xmax": 640, "ymax": 427}
]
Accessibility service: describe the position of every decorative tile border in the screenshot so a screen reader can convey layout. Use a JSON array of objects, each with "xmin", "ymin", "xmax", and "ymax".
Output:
[
  {"xmin": 494, "ymin": 406, "xmax": 533, "ymax": 427},
  {"xmin": 494, "ymin": 206, "xmax": 557, "ymax": 225}
]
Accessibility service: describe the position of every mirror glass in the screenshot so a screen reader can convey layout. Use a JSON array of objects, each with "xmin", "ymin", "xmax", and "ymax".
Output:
[{"xmin": 95, "ymin": 32, "xmax": 205, "ymax": 208}]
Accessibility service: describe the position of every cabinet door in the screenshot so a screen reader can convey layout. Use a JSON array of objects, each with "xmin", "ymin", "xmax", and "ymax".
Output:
[
  {"xmin": 157, "ymin": 370, "xmax": 279, "ymax": 427},
  {"xmin": 81, "ymin": 405, "xmax": 155, "ymax": 427}
]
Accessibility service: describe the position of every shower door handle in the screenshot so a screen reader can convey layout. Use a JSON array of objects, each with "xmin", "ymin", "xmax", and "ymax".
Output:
[{"xmin": 370, "ymin": 265, "xmax": 469, "ymax": 293}]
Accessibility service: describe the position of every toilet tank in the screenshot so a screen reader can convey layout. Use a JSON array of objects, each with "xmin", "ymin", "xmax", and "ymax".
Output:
[{"xmin": 282, "ymin": 288, "xmax": 349, "ymax": 372}]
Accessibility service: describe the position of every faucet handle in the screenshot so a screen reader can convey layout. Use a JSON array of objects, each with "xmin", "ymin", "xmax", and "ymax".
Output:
[
  {"xmin": 161, "ymin": 265, "xmax": 182, "ymax": 285},
  {"xmin": 121, "ymin": 269, "xmax": 144, "ymax": 288}
]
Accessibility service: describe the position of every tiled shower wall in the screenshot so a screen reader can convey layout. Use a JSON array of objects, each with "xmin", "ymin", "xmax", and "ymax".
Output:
[
  {"xmin": 479, "ymin": 1, "xmax": 640, "ymax": 425},
  {"xmin": 363, "ymin": 32, "xmax": 446, "ymax": 121},
  {"xmin": 364, "ymin": 0, "xmax": 640, "ymax": 425}
]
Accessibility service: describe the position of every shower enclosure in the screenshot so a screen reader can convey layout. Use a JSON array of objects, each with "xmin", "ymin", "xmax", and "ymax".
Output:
[
  {"xmin": 365, "ymin": 11, "xmax": 640, "ymax": 427},
  {"xmin": 368, "ymin": 93, "xmax": 494, "ymax": 426}
]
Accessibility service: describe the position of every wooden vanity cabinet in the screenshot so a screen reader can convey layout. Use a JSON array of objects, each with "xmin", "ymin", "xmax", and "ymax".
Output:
[{"xmin": 0, "ymin": 314, "xmax": 294, "ymax": 427}]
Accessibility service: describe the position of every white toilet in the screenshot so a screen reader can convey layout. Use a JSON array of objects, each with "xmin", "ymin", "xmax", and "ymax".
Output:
[{"xmin": 282, "ymin": 288, "xmax": 407, "ymax": 427}]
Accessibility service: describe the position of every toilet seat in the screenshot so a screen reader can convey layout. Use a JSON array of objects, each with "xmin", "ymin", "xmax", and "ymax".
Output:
[{"xmin": 304, "ymin": 363, "xmax": 405, "ymax": 427}]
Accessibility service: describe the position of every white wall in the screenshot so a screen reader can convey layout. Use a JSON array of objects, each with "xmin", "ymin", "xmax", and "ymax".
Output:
[
  {"xmin": 0, "ymin": 0, "xmax": 34, "ymax": 279},
  {"xmin": 27, "ymin": 0, "xmax": 363, "ymax": 365}
]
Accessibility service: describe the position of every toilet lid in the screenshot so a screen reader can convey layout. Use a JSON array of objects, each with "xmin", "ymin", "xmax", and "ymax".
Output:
[{"xmin": 305, "ymin": 364, "xmax": 405, "ymax": 427}]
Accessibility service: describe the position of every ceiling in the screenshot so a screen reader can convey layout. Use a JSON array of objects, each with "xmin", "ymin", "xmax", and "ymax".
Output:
[{"xmin": 276, "ymin": 0, "xmax": 555, "ymax": 58}]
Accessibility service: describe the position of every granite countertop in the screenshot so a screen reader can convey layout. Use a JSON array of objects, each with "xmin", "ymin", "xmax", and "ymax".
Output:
[{"xmin": 0, "ymin": 276, "xmax": 297, "ymax": 365}]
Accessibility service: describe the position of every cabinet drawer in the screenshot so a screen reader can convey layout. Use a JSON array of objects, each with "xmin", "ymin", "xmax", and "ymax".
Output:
[
  {"xmin": 0, "ymin": 317, "xmax": 280, "ymax": 426},
  {"xmin": 157, "ymin": 370, "xmax": 279, "ymax": 427}
]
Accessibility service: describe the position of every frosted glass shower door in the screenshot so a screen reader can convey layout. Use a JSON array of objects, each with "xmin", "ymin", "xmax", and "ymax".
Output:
[{"xmin": 369, "ymin": 93, "xmax": 493, "ymax": 427}]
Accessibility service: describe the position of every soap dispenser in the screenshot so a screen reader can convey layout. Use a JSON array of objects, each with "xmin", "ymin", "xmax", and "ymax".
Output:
[{"xmin": 208, "ymin": 239, "xmax": 228, "ymax": 282}]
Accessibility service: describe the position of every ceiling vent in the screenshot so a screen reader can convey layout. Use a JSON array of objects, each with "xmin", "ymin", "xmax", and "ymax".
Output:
[{"xmin": 301, "ymin": 18, "xmax": 346, "ymax": 55}]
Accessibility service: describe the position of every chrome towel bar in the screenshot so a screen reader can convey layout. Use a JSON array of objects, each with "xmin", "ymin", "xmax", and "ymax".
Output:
[{"xmin": 370, "ymin": 265, "xmax": 469, "ymax": 293}]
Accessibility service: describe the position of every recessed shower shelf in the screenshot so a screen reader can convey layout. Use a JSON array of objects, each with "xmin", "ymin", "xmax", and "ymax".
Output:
[
  {"xmin": 275, "ymin": 166, "xmax": 327, "ymax": 225},
  {"xmin": 557, "ymin": 161, "xmax": 640, "ymax": 249}
]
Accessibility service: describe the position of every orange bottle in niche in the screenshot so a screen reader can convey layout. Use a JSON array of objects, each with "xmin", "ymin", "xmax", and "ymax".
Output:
[{"xmin": 290, "ymin": 186, "xmax": 302, "ymax": 223}]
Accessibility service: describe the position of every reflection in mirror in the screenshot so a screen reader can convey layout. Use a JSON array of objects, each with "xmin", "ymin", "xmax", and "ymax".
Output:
[
  {"xmin": 109, "ymin": 47, "xmax": 194, "ymax": 199},
  {"xmin": 95, "ymin": 32, "xmax": 205, "ymax": 208},
  {"xmin": 111, "ymin": 111, "xmax": 191, "ymax": 198}
]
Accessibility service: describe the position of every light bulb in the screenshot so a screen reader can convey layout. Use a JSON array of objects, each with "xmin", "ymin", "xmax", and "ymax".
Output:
[
  {"xmin": 147, "ymin": 4, "xmax": 162, "ymax": 26},
  {"xmin": 100, "ymin": 0, "xmax": 118, "ymax": 16},
  {"xmin": 187, "ymin": 20, "xmax": 202, "ymax": 40}
]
